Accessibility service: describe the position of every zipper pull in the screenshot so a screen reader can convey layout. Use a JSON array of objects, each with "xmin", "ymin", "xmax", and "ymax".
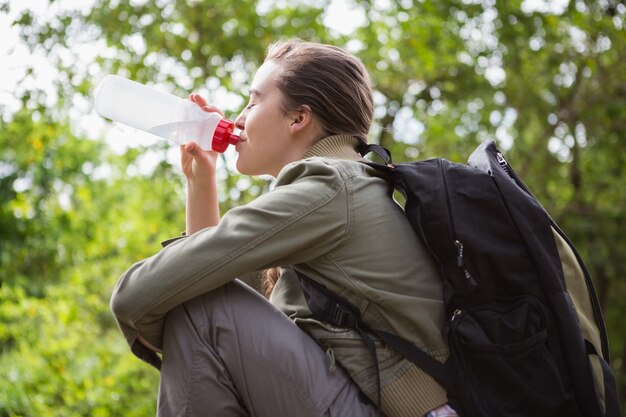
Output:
[
  {"xmin": 455, "ymin": 240, "xmax": 464, "ymax": 267},
  {"xmin": 455, "ymin": 240, "xmax": 477, "ymax": 288},
  {"xmin": 497, "ymin": 152, "xmax": 512, "ymax": 176},
  {"xmin": 451, "ymin": 309, "xmax": 463, "ymax": 322},
  {"xmin": 465, "ymin": 269, "xmax": 478, "ymax": 288}
]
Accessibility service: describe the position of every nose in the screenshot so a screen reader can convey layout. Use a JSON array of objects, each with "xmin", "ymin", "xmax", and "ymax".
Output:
[{"xmin": 234, "ymin": 111, "xmax": 246, "ymax": 131}]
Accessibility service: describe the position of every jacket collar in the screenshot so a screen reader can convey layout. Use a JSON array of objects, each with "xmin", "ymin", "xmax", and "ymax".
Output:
[{"xmin": 302, "ymin": 135, "xmax": 365, "ymax": 162}]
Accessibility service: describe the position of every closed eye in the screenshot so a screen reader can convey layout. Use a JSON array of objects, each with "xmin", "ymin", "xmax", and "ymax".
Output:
[{"xmin": 245, "ymin": 103, "xmax": 256, "ymax": 110}]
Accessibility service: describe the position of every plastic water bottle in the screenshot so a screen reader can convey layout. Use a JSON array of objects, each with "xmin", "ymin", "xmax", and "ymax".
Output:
[{"xmin": 94, "ymin": 75, "xmax": 240, "ymax": 152}]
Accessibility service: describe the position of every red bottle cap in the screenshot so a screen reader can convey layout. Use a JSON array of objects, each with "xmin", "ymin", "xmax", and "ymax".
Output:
[{"xmin": 211, "ymin": 118, "xmax": 240, "ymax": 153}]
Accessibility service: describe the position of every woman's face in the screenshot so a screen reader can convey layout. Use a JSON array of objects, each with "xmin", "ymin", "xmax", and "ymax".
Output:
[{"xmin": 234, "ymin": 61, "xmax": 298, "ymax": 177}]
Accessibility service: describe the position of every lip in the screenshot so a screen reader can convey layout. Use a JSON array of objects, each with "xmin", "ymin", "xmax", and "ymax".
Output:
[{"xmin": 236, "ymin": 134, "xmax": 248, "ymax": 152}]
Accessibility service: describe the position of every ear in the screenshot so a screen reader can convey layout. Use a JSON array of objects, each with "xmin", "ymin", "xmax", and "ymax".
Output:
[{"xmin": 288, "ymin": 105, "xmax": 314, "ymax": 134}]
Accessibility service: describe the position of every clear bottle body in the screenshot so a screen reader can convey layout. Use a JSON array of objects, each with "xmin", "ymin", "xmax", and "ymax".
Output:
[{"xmin": 94, "ymin": 75, "xmax": 238, "ymax": 152}]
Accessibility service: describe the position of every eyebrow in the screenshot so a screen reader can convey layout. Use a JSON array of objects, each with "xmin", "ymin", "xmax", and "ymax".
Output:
[{"xmin": 249, "ymin": 88, "xmax": 261, "ymax": 96}]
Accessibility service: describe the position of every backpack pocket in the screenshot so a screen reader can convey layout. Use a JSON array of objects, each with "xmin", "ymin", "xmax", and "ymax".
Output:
[{"xmin": 448, "ymin": 296, "xmax": 575, "ymax": 417}]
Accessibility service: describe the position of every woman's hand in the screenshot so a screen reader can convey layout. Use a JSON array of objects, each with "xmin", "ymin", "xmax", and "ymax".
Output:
[
  {"xmin": 180, "ymin": 94, "xmax": 225, "ymax": 183},
  {"xmin": 182, "ymin": 94, "xmax": 223, "ymax": 234}
]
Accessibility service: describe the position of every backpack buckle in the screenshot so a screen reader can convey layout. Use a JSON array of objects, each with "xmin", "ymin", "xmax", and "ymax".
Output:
[{"xmin": 331, "ymin": 303, "xmax": 357, "ymax": 328}]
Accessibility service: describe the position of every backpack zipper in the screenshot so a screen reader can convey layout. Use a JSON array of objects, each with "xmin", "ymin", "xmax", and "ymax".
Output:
[
  {"xmin": 498, "ymin": 153, "xmax": 610, "ymax": 362},
  {"xmin": 450, "ymin": 308, "xmax": 463, "ymax": 322},
  {"xmin": 439, "ymin": 159, "xmax": 457, "ymax": 240},
  {"xmin": 455, "ymin": 240, "xmax": 477, "ymax": 287},
  {"xmin": 440, "ymin": 160, "xmax": 477, "ymax": 289}
]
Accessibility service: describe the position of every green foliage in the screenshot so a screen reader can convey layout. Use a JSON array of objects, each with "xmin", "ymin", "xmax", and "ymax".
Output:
[
  {"xmin": 1, "ymin": 0, "xmax": 625, "ymax": 414},
  {"xmin": 0, "ymin": 279, "xmax": 158, "ymax": 417}
]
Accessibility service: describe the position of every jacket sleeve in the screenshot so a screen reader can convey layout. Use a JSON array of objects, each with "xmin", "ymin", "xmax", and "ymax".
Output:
[{"xmin": 110, "ymin": 159, "xmax": 352, "ymax": 354}]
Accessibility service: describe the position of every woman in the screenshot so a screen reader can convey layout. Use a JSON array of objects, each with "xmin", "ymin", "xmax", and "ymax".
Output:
[{"xmin": 111, "ymin": 39, "xmax": 456, "ymax": 417}]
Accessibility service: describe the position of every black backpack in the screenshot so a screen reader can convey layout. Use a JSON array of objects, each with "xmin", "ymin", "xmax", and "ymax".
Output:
[{"xmin": 296, "ymin": 141, "xmax": 620, "ymax": 417}]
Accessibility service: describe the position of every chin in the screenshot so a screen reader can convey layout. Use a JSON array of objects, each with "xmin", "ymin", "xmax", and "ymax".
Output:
[
  {"xmin": 235, "ymin": 158, "xmax": 249, "ymax": 175},
  {"xmin": 235, "ymin": 158, "xmax": 257, "ymax": 176},
  {"xmin": 235, "ymin": 152, "xmax": 275, "ymax": 176}
]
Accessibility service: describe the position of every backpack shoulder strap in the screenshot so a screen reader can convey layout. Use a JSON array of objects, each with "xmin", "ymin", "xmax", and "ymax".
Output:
[
  {"xmin": 295, "ymin": 271, "xmax": 453, "ymax": 390},
  {"xmin": 357, "ymin": 143, "xmax": 394, "ymax": 165}
]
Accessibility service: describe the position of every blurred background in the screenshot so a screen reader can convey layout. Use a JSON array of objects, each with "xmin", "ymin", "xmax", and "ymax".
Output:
[{"xmin": 0, "ymin": 0, "xmax": 624, "ymax": 415}]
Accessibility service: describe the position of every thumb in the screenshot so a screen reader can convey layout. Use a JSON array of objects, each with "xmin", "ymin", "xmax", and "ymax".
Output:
[
  {"xmin": 184, "ymin": 141, "xmax": 213, "ymax": 166},
  {"xmin": 184, "ymin": 141, "xmax": 199, "ymax": 155}
]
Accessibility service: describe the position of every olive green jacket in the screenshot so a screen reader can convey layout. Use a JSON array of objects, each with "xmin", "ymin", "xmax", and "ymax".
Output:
[{"xmin": 111, "ymin": 135, "xmax": 448, "ymax": 416}]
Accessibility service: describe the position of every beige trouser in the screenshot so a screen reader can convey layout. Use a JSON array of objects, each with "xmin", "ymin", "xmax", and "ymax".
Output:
[{"xmin": 157, "ymin": 279, "xmax": 380, "ymax": 417}]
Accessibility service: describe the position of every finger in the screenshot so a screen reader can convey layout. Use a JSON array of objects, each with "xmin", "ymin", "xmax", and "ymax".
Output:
[
  {"xmin": 189, "ymin": 93, "xmax": 224, "ymax": 116},
  {"xmin": 180, "ymin": 142, "xmax": 195, "ymax": 153},
  {"xmin": 189, "ymin": 94, "xmax": 205, "ymax": 108},
  {"xmin": 192, "ymin": 93, "xmax": 208, "ymax": 107},
  {"xmin": 187, "ymin": 93, "xmax": 205, "ymax": 107},
  {"xmin": 184, "ymin": 141, "xmax": 198, "ymax": 154},
  {"xmin": 193, "ymin": 96, "xmax": 215, "ymax": 112},
  {"xmin": 201, "ymin": 105, "xmax": 224, "ymax": 116}
]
